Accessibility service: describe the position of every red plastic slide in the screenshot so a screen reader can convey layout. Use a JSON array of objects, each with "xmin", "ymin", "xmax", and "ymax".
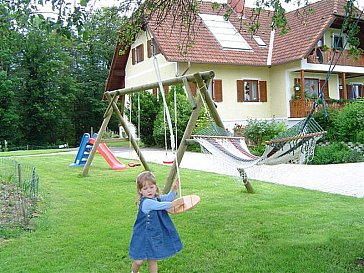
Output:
[{"xmin": 89, "ymin": 138, "xmax": 126, "ymax": 170}]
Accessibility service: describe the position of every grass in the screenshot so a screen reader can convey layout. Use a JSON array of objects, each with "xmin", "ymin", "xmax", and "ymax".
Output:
[{"xmin": 0, "ymin": 152, "xmax": 363, "ymax": 273}]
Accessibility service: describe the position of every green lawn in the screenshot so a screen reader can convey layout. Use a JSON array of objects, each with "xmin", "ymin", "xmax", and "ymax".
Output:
[{"xmin": 0, "ymin": 152, "xmax": 363, "ymax": 273}]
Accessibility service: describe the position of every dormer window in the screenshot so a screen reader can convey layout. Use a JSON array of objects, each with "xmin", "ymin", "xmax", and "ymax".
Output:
[
  {"xmin": 199, "ymin": 13, "xmax": 252, "ymax": 50},
  {"xmin": 253, "ymin": 35, "xmax": 266, "ymax": 47}
]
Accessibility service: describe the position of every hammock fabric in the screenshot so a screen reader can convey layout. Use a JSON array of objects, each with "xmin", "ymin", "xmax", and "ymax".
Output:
[{"xmin": 192, "ymin": 117, "xmax": 326, "ymax": 168}]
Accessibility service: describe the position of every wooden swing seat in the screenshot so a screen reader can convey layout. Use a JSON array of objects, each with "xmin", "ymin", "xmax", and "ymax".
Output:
[{"xmin": 168, "ymin": 194, "xmax": 201, "ymax": 214}]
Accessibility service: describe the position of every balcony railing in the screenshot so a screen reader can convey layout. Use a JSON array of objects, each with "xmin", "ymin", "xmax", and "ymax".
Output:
[
  {"xmin": 307, "ymin": 48, "xmax": 364, "ymax": 67},
  {"xmin": 289, "ymin": 99, "xmax": 345, "ymax": 118}
]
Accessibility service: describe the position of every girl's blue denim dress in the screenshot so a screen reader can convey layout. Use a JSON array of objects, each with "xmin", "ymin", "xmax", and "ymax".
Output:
[{"xmin": 129, "ymin": 198, "xmax": 183, "ymax": 260}]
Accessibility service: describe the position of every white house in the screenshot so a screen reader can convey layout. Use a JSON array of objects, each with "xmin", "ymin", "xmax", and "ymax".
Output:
[{"xmin": 106, "ymin": 0, "xmax": 364, "ymax": 130}]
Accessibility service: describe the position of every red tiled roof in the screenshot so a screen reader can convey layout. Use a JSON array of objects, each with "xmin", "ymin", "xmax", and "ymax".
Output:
[
  {"xmin": 105, "ymin": 0, "xmax": 362, "ymax": 91},
  {"xmin": 271, "ymin": 0, "xmax": 350, "ymax": 64},
  {"xmin": 149, "ymin": 0, "xmax": 358, "ymax": 66},
  {"xmin": 149, "ymin": 2, "xmax": 272, "ymax": 66}
]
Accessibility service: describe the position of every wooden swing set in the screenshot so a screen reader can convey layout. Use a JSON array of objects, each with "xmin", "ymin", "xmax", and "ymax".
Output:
[
  {"xmin": 82, "ymin": 68, "xmax": 326, "ymax": 198},
  {"xmin": 82, "ymin": 70, "xmax": 223, "ymax": 194}
]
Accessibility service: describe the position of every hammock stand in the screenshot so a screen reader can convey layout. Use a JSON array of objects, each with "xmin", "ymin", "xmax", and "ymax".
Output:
[{"xmin": 192, "ymin": 116, "xmax": 326, "ymax": 193}]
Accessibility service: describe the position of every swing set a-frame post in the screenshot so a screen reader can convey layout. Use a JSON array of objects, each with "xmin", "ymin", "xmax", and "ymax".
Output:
[
  {"xmin": 82, "ymin": 70, "xmax": 224, "ymax": 179},
  {"xmin": 162, "ymin": 72, "xmax": 225, "ymax": 193},
  {"xmin": 82, "ymin": 97, "xmax": 115, "ymax": 176}
]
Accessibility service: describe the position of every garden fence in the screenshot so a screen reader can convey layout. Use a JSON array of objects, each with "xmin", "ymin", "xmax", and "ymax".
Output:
[{"xmin": 0, "ymin": 158, "xmax": 39, "ymax": 229}]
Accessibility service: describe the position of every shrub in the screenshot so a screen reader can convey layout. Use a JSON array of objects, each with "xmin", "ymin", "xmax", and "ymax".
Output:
[
  {"xmin": 312, "ymin": 107, "xmax": 340, "ymax": 142},
  {"xmin": 153, "ymin": 84, "xmax": 192, "ymax": 148},
  {"xmin": 310, "ymin": 142, "xmax": 364, "ymax": 164},
  {"xmin": 332, "ymin": 99, "xmax": 364, "ymax": 143},
  {"xmin": 129, "ymin": 91, "xmax": 160, "ymax": 146},
  {"xmin": 314, "ymin": 99, "xmax": 364, "ymax": 143},
  {"xmin": 236, "ymin": 119, "xmax": 287, "ymax": 155}
]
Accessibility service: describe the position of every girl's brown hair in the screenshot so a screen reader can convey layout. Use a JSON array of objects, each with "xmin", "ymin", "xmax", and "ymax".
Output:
[{"xmin": 135, "ymin": 171, "xmax": 160, "ymax": 205}]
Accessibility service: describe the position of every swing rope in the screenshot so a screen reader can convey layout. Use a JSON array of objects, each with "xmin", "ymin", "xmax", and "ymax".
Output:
[{"xmin": 150, "ymin": 36, "xmax": 182, "ymax": 197}]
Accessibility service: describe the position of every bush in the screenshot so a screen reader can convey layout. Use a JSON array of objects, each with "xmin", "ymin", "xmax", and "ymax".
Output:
[
  {"xmin": 129, "ymin": 91, "xmax": 160, "ymax": 146},
  {"xmin": 332, "ymin": 99, "xmax": 364, "ymax": 143},
  {"xmin": 312, "ymin": 107, "xmax": 340, "ymax": 142},
  {"xmin": 235, "ymin": 119, "xmax": 287, "ymax": 155},
  {"xmin": 153, "ymin": 84, "xmax": 192, "ymax": 148},
  {"xmin": 314, "ymin": 99, "xmax": 364, "ymax": 143},
  {"xmin": 310, "ymin": 142, "xmax": 364, "ymax": 164}
]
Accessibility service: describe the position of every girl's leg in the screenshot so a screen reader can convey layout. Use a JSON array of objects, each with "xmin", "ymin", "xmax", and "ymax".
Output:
[
  {"xmin": 147, "ymin": 260, "xmax": 158, "ymax": 273},
  {"xmin": 132, "ymin": 260, "xmax": 143, "ymax": 273}
]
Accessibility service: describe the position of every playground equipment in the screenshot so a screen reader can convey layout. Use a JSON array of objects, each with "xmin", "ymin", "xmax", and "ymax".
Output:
[
  {"xmin": 82, "ymin": 69, "xmax": 327, "ymax": 195},
  {"xmin": 70, "ymin": 133, "xmax": 126, "ymax": 170},
  {"xmin": 81, "ymin": 71, "xmax": 218, "ymax": 196}
]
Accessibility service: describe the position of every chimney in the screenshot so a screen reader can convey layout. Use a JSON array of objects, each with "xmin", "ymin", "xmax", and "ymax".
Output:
[{"xmin": 228, "ymin": 0, "xmax": 245, "ymax": 14}]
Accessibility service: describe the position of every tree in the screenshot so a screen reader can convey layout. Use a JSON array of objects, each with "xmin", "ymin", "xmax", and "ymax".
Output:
[
  {"xmin": 18, "ymin": 27, "xmax": 76, "ymax": 145},
  {"xmin": 71, "ymin": 7, "xmax": 126, "ymax": 144}
]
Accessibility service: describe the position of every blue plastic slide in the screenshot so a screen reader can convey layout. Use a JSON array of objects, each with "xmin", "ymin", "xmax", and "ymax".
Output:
[{"xmin": 69, "ymin": 133, "xmax": 93, "ymax": 167}]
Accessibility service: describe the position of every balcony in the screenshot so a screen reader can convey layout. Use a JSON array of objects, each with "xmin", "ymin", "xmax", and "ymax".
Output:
[
  {"xmin": 307, "ymin": 48, "xmax": 364, "ymax": 67},
  {"xmin": 289, "ymin": 99, "xmax": 345, "ymax": 118}
]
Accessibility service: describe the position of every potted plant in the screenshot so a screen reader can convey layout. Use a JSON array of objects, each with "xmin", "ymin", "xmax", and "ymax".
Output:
[
  {"xmin": 320, "ymin": 44, "xmax": 329, "ymax": 52},
  {"xmin": 293, "ymin": 83, "xmax": 302, "ymax": 99}
]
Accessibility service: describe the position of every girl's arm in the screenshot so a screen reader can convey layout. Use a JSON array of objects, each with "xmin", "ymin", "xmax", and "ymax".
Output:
[
  {"xmin": 160, "ymin": 179, "xmax": 180, "ymax": 202},
  {"xmin": 141, "ymin": 198, "xmax": 172, "ymax": 214},
  {"xmin": 142, "ymin": 198, "xmax": 184, "ymax": 214},
  {"xmin": 142, "ymin": 180, "xmax": 184, "ymax": 213}
]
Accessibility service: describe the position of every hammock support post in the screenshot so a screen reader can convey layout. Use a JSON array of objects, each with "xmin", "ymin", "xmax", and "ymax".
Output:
[{"xmin": 237, "ymin": 168, "xmax": 254, "ymax": 193}]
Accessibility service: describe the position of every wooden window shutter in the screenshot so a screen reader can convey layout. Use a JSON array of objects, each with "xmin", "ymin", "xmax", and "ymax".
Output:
[
  {"xmin": 188, "ymin": 82, "xmax": 197, "ymax": 96},
  {"xmin": 213, "ymin": 79, "xmax": 222, "ymax": 102},
  {"xmin": 259, "ymin": 81, "xmax": 267, "ymax": 102},
  {"xmin": 163, "ymin": 85, "xmax": 169, "ymax": 96},
  {"xmin": 152, "ymin": 88, "xmax": 158, "ymax": 97},
  {"xmin": 138, "ymin": 44, "xmax": 144, "ymax": 62},
  {"xmin": 132, "ymin": 48, "xmax": 136, "ymax": 65},
  {"xmin": 319, "ymin": 80, "xmax": 329, "ymax": 98},
  {"xmin": 237, "ymin": 80, "xmax": 244, "ymax": 102},
  {"xmin": 147, "ymin": 40, "xmax": 152, "ymax": 58}
]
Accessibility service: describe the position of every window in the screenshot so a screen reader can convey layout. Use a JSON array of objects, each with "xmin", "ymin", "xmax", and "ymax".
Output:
[
  {"xmin": 304, "ymin": 79, "xmax": 319, "ymax": 99},
  {"xmin": 199, "ymin": 13, "xmax": 252, "ymax": 50},
  {"xmin": 147, "ymin": 38, "xmax": 161, "ymax": 58},
  {"xmin": 295, "ymin": 78, "xmax": 329, "ymax": 99},
  {"xmin": 348, "ymin": 84, "xmax": 363, "ymax": 100},
  {"xmin": 131, "ymin": 44, "xmax": 144, "ymax": 65},
  {"xmin": 237, "ymin": 80, "xmax": 267, "ymax": 102},
  {"xmin": 332, "ymin": 34, "xmax": 344, "ymax": 50},
  {"xmin": 253, "ymin": 35, "xmax": 266, "ymax": 47}
]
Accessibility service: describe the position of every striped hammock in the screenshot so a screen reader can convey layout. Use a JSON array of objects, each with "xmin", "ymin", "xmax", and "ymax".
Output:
[{"xmin": 192, "ymin": 117, "xmax": 326, "ymax": 168}]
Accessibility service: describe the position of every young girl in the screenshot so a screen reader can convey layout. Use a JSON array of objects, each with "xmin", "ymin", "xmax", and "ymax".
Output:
[{"xmin": 129, "ymin": 171, "xmax": 184, "ymax": 273}]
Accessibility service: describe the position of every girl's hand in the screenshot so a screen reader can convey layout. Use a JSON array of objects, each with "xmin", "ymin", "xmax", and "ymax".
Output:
[{"xmin": 171, "ymin": 197, "xmax": 184, "ymax": 208}]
